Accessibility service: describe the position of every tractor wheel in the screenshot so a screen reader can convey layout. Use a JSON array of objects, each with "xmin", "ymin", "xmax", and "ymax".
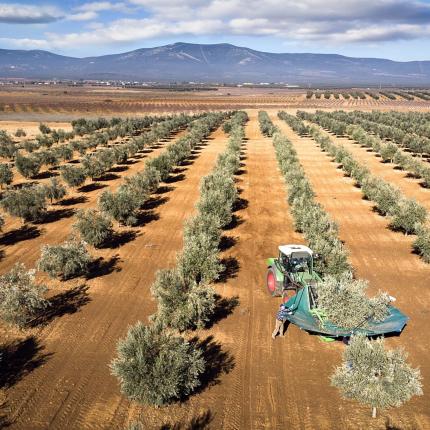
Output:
[{"xmin": 266, "ymin": 268, "xmax": 279, "ymax": 297}]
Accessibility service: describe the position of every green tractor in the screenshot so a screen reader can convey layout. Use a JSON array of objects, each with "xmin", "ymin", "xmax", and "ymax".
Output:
[
  {"xmin": 266, "ymin": 244, "xmax": 408, "ymax": 339},
  {"xmin": 266, "ymin": 244, "xmax": 320, "ymax": 298}
]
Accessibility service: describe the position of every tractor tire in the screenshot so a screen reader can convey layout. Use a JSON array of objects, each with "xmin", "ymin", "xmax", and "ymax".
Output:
[{"xmin": 266, "ymin": 268, "xmax": 280, "ymax": 297}]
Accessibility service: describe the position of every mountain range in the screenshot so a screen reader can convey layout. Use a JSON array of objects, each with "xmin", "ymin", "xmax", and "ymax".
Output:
[{"xmin": 0, "ymin": 42, "xmax": 429, "ymax": 86}]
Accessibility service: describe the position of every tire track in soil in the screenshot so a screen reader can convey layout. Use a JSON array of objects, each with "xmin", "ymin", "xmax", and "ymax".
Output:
[
  {"xmin": 4, "ymin": 126, "xmax": 229, "ymax": 430},
  {"xmin": 273, "ymin": 114, "xmax": 430, "ymax": 430}
]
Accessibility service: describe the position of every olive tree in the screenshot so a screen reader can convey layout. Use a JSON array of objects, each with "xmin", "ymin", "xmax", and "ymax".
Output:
[
  {"xmin": 98, "ymin": 186, "xmax": 140, "ymax": 226},
  {"xmin": 151, "ymin": 268, "xmax": 216, "ymax": 331},
  {"xmin": 60, "ymin": 165, "xmax": 87, "ymax": 188},
  {"xmin": 390, "ymin": 199, "xmax": 426, "ymax": 235},
  {"xmin": 1, "ymin": 186, "xmax": 47, "ymax": 223},
  {"xmin": 0, "ymin": 263, "xmax": 47, "ymax": 327},
  {"xmin": 15, "ymin": 128, "xmax": 26, "ymax": 137},
  {"xmin": 413, "ymin": 226, "xmax": 430, "ymax": 263},
  {"xmin": 0, "ymin": 163, "xmax": 13, "ymax": 188},
  {"xmin": 332, "ymin": 334, "xmax": 422, "ymax": 418},
  {"xmin": 177, "ymin": 215, "xmax": 223, "ymax": 284},
  {"xmin": 82, "ymin": 155, "xmax": 106, "ymax": 180},
  {"xmin": 316, "ymin": 273, "xmax": 391, "ymax": 329},
  {"xmin": 15, "ymin": 153, "xmax": 42, "ymax": 178},
  {"xmin": 43, "ymin": 178, "xmax": 67, "ymax": 204},
  {"xmin": 110, "ymin": 321, "xmax": 205, "ymax": 406},
  {"xmin": 37, "ymin": 238, "xmax": 92, "ymax": 280},
  {"xmin": 73, "ymin": 209, "xmax": 113, "ymax": 248}
]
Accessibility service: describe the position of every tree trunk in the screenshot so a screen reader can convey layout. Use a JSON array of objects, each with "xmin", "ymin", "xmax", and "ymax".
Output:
[{"xmin": 372, "ymin": 406, "xmax": 377, "ymax": 418}]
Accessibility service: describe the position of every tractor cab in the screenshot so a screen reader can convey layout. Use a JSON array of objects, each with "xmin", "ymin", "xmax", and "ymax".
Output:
[
  {"xmin": 266, "ymin": 244, "xmax": 321, "ymax": 297},
  {"xmin": 278, "ymin": 244, "xmax": 314, "ymax": 274}
]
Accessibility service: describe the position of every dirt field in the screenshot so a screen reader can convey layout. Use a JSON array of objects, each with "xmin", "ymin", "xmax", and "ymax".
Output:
[
  {"xmin": 0, "ymin": 105, "xmax": 430, "ymax": 429},
  {"xmin": 1, "ymin": 85, "xmax": 430, "ymax": 122}
]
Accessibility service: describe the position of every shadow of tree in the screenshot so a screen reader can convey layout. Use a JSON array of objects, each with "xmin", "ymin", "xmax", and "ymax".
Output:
[
  {"xmin": 232, "ymin": 197, "xmax": 248, "ymax": 212},
  {"xmin": 218, "ymin": 235, "xmax": 237, "ymax": 252},
  {"xmin": 32, "ymin": 170, "xmax": 58, "ymax": 180},
  {"xmin": 0, "ymin": 337, "xmax": 52, "ymax": 389},
  {"xmin": 155, "ymin": 185, "xmax": 174, "ymax": 195},
  {"xmin": 135, "ymin": 210, "xmax": 160, "ymax": 227},
  {"xmin": 29, "ymin": 285, "xmax": 91, "ymax": 327},
  {"xmin": 223, "ymin": 214, "xmax": 244, "ymax": 231},
  {"xmin": 100, "ymin": 230, "xmax": 138, "ymax": 249},
  {"xmin": 59, "ymin": 195, "xmax": 88, "ymax": 206},
  {"xmin": 97, "ymin": 173, "xmax": 120, "ymax": 182},
  {"xmin": 109, "ymin": 165, "xmax": 128, "ymax": 173},
  {"xmin": 86, "ymin": 255, "xmax": 121, "ymax": 279},
  {"xmin": 165, "ymin": 173, "xmax": 186, "ymax": 184},
  {"xmin": 192, "ymin": 335, "xmax": 235, "ymax": 393},
  {"xmin": 141, "ymin": 196, "xmax": 169, "ymax": 211},
  {"xmin": 160, "ymin": 410, "xmax": 214, "ymax": 430},
  {"xmin": 38, "ymin": 208, "xmax": 75, "ymax": 224},
  {"xmin": 206, "ymin": 295, "xmax": 239, "ymax": 328},
  {"xmin": 78, "ymin": 182, "xmax": 107, "ymax": 193},
  {"xmin": 217, "ymin": 257, "xmax": 240, "ymax": 283},
  {"xmin": 0, "ymin": 225, "xmax": 41, "ymax": 246}
]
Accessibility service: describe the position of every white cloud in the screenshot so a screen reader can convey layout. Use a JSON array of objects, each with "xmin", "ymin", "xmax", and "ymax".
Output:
[
  {"xmin": 0, "ymin": 3, "xmax": 63, "ymax": 23},
  {"xmin": 3, "ymin": 0, "xmax": 430, "ymax": 50},
  {"xmin": 68, "ymin": 11, "xmax": 98, "ymax": 21}
]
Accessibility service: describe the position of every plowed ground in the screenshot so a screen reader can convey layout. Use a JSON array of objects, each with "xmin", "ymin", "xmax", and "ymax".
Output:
[{"xmin": 0, "ymin": 110, "xmax": 429, "ymax": 430}]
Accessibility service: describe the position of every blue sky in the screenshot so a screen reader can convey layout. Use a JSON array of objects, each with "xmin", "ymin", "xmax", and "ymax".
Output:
[{"xmin": 1, "ymin": 0, "xmax": 430, "ymax": 60}]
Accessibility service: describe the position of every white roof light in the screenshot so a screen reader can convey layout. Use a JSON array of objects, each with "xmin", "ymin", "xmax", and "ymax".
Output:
[{"xmin": 278, "ymin": 244, "xmax": 313, "ymax": 256}]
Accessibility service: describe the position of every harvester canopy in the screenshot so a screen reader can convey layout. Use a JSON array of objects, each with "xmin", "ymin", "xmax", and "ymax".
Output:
[{"xmin": 266, "ymin": 244, "xmax": 408, "ymax": 338}]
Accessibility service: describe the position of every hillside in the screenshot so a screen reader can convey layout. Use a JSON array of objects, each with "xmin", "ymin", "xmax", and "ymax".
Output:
[{"xmin": 0, "ymin": 42, "xmax": 430, "ymax": 85}]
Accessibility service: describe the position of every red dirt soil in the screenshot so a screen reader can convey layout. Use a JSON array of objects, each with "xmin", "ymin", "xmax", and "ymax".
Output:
[{"xmin": 1, "ymin": 111, "xmax": 429, "ymax": 429}]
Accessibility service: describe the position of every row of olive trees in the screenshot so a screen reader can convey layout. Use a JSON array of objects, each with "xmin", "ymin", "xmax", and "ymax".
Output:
[
  {"xmin": 258, "ymin": 111, "xmax": 279, "ymax": 137},
  {"xmin": 282, "ymin": 112, "xmax": 430, "ymax": 263},
  {"xmin": 0, "ymin": 178, "xmax": 67, "ymax": 223},
  {"xmin": 302, "ymin": 111, "xmax": 430, "ymax": 188},
  {"xmin": 96, "ymin": 113, "xmax": 226, "ymax": 227},
  {"xmin": 110, "ymin": 111, "xmax": 246, "ymax": 408},
  {"xmin": 0, "ymin": 115, "xmax": 206, "ymax": 333},
  {"xmin": 271, "ymin": 113, "xmax": 422, "ymax": 418},
  {"xmin": 314, "ymin": 109, "xmax": 430, "ymax": 157}
]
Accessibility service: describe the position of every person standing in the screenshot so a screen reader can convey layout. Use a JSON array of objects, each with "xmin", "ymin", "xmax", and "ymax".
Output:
[{"xmin": 272, "ymin": 303, "xmax": 291, "ymax": 339}]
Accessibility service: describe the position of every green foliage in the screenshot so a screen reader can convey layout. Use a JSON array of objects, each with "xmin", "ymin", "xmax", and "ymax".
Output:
[
  {"xmin": 0, "ymin": 163, "xmax": 13, "ymax": 188},
  {"xmin": 316, "ymin": 273, "xmax": 390, "ymax": 329},
  {"xmin": 390, "ymin": 199, "xmax": 426, "ymax": 235},
  {"xmin": 39, "ymin": 123, "xmax": 51, "ymax": 134},
  {"xmin": 98, "ymin": 186, "xmax": 140, "ymax": 226},
  {"xmin": 258, "ymin": 111, "xmax": 279, "ymax": 137},
  {"xmin": 177, "ymin": 214, "xmax": 223, "ymax": 284},
  {"xmin": 151, "ymin": 268, "xmax": 216, "ymax": 331},
  {"xmin": 15, "ymin": 153, "xmax": 42, "ymax": 178},
  {"xmin": 1, "ymin": 186, "xmax": 46, "ymax": 223},
  {"xmin": 37, "ymin": 238, "xmax": 92, "ymax": 280},
  {"xmin": 272, "ymin": 131, "xmax": 351, "ymax": 278},
  {"xmin": 60, "ymin": 164, "xmax": 87, "ymax": 188},
  {"xmin": 197, "ymin": 171, "xmax": 237, "ymax": 228},
  {"xmin": 111, "ymin": 321, "xmax": 205, "ymax": 406},
  {"xmin": 15, "ymin": 128, "xmax": 26, "ymax": 137},
  {"xmin": 82, "ymin": 154, "xmax": 106, "ymax": 180},
  {"xmin": 73, "ymin": 209, "xmax": 113, "ymax": 248},
  {"xmin": 43, "ymin": 177, "xmax": 67, "ymax": 203},
  {"xmin": 413, "ymin": 226, "xmax": 430, "ymax": 263},
  {"xmin": 331, "ymin": 334, "xmax": 422, "ymax": 417},
  {"xmin": 124, "ymin": 165, "xmax": 160, "ymax": 202},
  {"xmin": 0, "ymin": 263, "xmax": 47, "ymax": 327}
]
